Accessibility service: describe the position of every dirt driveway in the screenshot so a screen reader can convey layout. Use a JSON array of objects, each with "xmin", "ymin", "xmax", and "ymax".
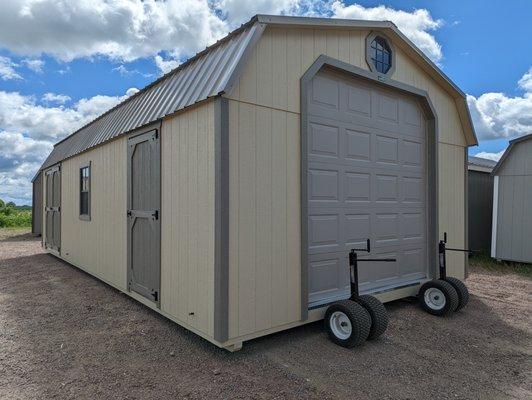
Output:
[{"xmin": 0, "ymin": 230, "xmax": 530, "ymax": 400}]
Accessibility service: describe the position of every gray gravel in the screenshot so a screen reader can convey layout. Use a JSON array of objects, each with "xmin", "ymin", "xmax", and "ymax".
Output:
[{"xmin": 0, "ymin": 229, "xmax": 530, "ymax": 400}]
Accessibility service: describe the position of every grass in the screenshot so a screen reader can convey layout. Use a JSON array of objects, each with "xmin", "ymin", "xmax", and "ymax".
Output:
[{"xmin": 470, "ymin": 251, "xmax": 531, "ymax": 279}]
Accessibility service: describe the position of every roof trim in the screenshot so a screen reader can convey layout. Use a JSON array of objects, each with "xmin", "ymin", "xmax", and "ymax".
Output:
[{"xmin": 492, "ymin": 133, "xmax": 532, "ymax": 175}]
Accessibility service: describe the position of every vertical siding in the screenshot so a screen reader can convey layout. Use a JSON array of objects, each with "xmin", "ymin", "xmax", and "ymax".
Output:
[
  {"xmin": 161, "ymin": 101, "xmax": 216, "ymax": 338},
  {"xmin": 228, "ymin": 100, "xmax": 300, "ymax": 339},
  {"xmin": 226, "ymin": 26, "xmax": 468, "ymax": 338},
  {"xmin": 439, "ymin": 144, "xmax": 466, "ymax": 278},
  {"xmin": 61, "ymin": 137, "xmax": 127, "ymax": 289},
  {"xmin": 495, "ymin": 140, "xmax": 532, "ymax": 263}
]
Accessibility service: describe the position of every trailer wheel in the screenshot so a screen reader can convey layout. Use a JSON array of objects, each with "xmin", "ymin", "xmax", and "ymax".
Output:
[
  {"xmin": 324, "ymin": 300, "xmax": 371, "ymax": 348},
  {"xmin": 419, "ymin": 279, "xmax": 459, "ymax": 316},
  {"xmin": 444, "ymin": 277, "xmax": 469, "ymax": 311},
  {"xmin": 354, "ymin": 295, "xmax": 389, "ymax": 340}
]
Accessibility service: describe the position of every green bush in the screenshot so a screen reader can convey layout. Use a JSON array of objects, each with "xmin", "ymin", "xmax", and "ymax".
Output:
[{"xmin": 0, "ymin": 199, "xmax": 32, "ymax": 228}]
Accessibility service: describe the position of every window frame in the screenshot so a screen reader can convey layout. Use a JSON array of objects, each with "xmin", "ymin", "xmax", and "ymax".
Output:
[
  {"xmin": 79, "ymin": 162, "xmax": 91, "ymax": 221},
  {"xmin": 365, "ymin": 32, "xmax": 396, "ymax": 76}
]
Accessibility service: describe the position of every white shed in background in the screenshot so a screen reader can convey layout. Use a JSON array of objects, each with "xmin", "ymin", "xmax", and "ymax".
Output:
[{"xmin": 491, "ymin": 134, "xmax": 532, "ymax": 263}]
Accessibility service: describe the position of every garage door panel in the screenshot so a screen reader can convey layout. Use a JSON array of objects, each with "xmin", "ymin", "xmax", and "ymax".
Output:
[
  {"xmin": 376, "ymin": 93, "xmax": 399, "ymax": 123},
  {"xmin": 374, "ymin": 174, "xmax": 399, "ymax": 203},
  {"xmin": 344, "ymin": 172, "xmax": 370, "ymax": 202},
  {"xmin": 345, "ymin": 129, "xmax": 371, "ymax": 161},
  {"xmin": 402, "ymin": 139, "xmax": 423, "ymax": 167},
  {"xmin": 402, "ymin": 176, "xmax": 424, "ymax": 203},
  {"xmin": 375, "ymin": 135, "xmax": 399, "ymax": 165},
  {"xmin": 308, "ymin": 168, "xmax": 339, "ymax": 202},
  {"xmin": 311, "ymin": 75, "xmax": 340, "ymax": 109},
  {"xmin": 374, "ymin": 213, "xmax": 399, "ymax": 244},
  {"xmin": 310, "ymin": 122, "xmax": 339, "ymax": 158},
  {"xmin": 308, "ymin": 255, "xmax": 351, "ymax": 305},
  {"xmin": 308, "ymin": 70, "xmax": 428, "ymax": 307},
  {"xmin": 309, "ymin": 214, "xmax": 340, "ymax": 253},
  {"xmin": 346, "ymin": 84, "xmax": 372, "ymax": 117}
]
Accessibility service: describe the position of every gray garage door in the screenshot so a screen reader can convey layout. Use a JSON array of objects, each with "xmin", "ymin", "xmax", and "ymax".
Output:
[{"xmin": 307, "ymin": 69, "xmax": 428, "ymax": 307}]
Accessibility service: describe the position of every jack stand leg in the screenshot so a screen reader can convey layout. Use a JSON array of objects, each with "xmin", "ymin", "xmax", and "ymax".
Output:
[{"xmin": 439, "ymin": 240, "xmax": 447, "ymax": 280}]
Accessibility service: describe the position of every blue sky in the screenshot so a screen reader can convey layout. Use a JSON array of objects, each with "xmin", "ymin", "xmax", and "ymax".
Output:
[{"xmin": 0, "ymin": 0, "xmax": 531, "ymax": 204}]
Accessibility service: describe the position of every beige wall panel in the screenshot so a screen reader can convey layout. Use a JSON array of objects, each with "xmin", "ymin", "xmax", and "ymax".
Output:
[
  {"xmin": 438, "ymin": 143, "xmax": 466, "ymax": 279},
  {"xmin": 227, "ymin": 99, "xmax": 301, "ymax": 339},
  {"xmin": 161, "ymin": 101, "xmax": 216, "ymax": 338},
  {"xmin": 227, "ymin": 25, "xmax": 468, "ymax": 337},
  {"xmin": 60, "ymin": 137, "xmax": 127, "ymax": 289}
]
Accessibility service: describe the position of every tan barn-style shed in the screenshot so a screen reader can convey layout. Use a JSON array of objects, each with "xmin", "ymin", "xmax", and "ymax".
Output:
[
  {"xmin": 491, "ymin": 133, "xmax": 532, "ymax": 264},
  {"xmin": 35, "ymin": 15, "xmax": 477, "ymax": 350}
]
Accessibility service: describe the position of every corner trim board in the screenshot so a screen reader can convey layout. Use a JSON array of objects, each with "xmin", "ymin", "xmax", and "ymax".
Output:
[
  {"xmin": 299, "ymin": 54, "xmax": 439, "ymax": 321},
  {"xmin": 214, "ymin": 97, "xmax": 230, "ymax": 342},
  {"xmin": 491, "ymin": 175, "xmax": 499, "ymax": 258}
]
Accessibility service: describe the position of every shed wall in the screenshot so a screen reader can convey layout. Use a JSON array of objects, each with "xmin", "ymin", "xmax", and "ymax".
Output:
[
  {"xmin": 61, "ymin": 137, "xmax": 127, "ymax": 289},
  {"xmin": 32, "ymin": 172, "xmax": 43, "ymax": 235},
  {"xmin": 225, "ymin": 26, "xmax": 468, "ymax": 340},
  {"xmin": 468, "ymin": 170, "xmax": 493, "ymax": 252},
  {"xmin": 494, "ymin": 139, "xmax": 532, "ymax": 263},
  {"xmin": 160, "ymin": 101, "xmax": 217, "ymax": 338}
]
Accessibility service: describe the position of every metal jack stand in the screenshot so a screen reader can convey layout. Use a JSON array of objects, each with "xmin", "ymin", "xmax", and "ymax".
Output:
[
  {"xmin": 438, "ymin": 232, "xmax": 476, "ymax": 280},
  {"xmin": 419, "ymin": 232, "xmax": 472, "ymax": 316},
  {"xmin": 323, "ymin": 238, "xmax": 396, "ymax": 348},
  {"xmin": 349, "ymin": 238, "xmax": 396, "ymax": 298}
]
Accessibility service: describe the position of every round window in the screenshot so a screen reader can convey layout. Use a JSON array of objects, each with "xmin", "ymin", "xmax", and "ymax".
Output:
[{"xmin": 370, "ymin": 36, "xmax": 392, "ymax": 74}]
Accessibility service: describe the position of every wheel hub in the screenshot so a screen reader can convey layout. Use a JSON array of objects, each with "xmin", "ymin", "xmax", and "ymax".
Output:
[
  {"xmin": 329, "ymin": 311, "xmax": 352, "ymax": 340},
  {"xmin": 424, "ymin": 287, "xmax": 446, "ymax": 310}
]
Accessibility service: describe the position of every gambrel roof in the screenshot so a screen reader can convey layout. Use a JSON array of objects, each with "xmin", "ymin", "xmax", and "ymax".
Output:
[{"xmin": 40, "ymin": 14, "xmax": 477, "ymax": 170}]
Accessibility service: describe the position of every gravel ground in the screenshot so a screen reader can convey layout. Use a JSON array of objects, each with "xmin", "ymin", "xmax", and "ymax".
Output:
[{"xmin": 0, "ymin": 229, "xmax": 530, "ymax": 400}]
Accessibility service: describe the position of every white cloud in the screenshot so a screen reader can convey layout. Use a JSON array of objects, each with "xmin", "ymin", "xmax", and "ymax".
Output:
[
  {"xmin": 473, "ymin": 150, "xmax": 505, "ymax": 162},
  {"xmin": 0, "ymin": 0, "xmax": 228, "ymax": 62},
  {"xmin": 42, "ymin": 92, "xmax": 71, "ymax": 104},
  {"xmin": 329, "ymin": 2, "xmax": 443, "ymax": 62},
  {"xmin": 22, "ymin": 58, "xmax": 44, "ymax": 73},
  {"xmin": 154, "ymin": 55, "xmax": 181, "ymax": 74},
  {"xmin": 126, "ymin": 87, "xmax": 140, "ymax": 97},
  {"xmin": 467, "ymin": 68, "xmax": 532, "ymax": 140},
  {"xmin": 214, "ymin": 0, "xmax": 299, "ymax": 27},
  {"xmin": 0, "ymin": 1, "xmax": 446, "ymax": 65},
  {"xmin": 0, "ymin": 131, "xmax": 53, "ymax": 204},
  {"xmin": 0, "ymin": 56, "xmax": 21, "ymax": 80},
  {"xmin": 0, "ymin": 88, "xmax": 138, "ymax": 204}
]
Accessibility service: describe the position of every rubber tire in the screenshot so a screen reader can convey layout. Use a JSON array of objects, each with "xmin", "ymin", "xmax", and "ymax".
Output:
[
  {"xmin": 324, "ymin": 300, "xmax": 371, "ymax": 348},
  {"xmin": 419, "ymin": 279, "xmax": 459, "ymax": 316},
  {"xmin": 444, "ymin": 277, "xmax": 469, "ymax": 311},
  {"xmin": 354, "ymin": 295, "xmax": 389, "ymax": 340}
]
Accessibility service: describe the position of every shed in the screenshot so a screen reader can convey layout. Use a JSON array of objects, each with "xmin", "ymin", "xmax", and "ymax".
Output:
[
  {"xmin": 34, "ymin": 15, "xmax": 477, "ymax": 350},
  {"xmin": 491, "ymin": 134, "xmax": 532, "ymax": 263},
  {"xmin": 31, "ymin": 170, "xmax": 43, "ymax": 236},
  {"xmin": 467, "ymin": 156, "xmax": 497, "ymax": 252}
]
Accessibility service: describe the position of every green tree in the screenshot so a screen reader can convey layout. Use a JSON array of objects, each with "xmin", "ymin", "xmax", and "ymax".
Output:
[
  {"xmin": 0, "ymin": 199, "xmax": 4, "ymax": 208},
  {"xmin": 6, "ymin": 201, "xmax": 16, "ymax": 208}
]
